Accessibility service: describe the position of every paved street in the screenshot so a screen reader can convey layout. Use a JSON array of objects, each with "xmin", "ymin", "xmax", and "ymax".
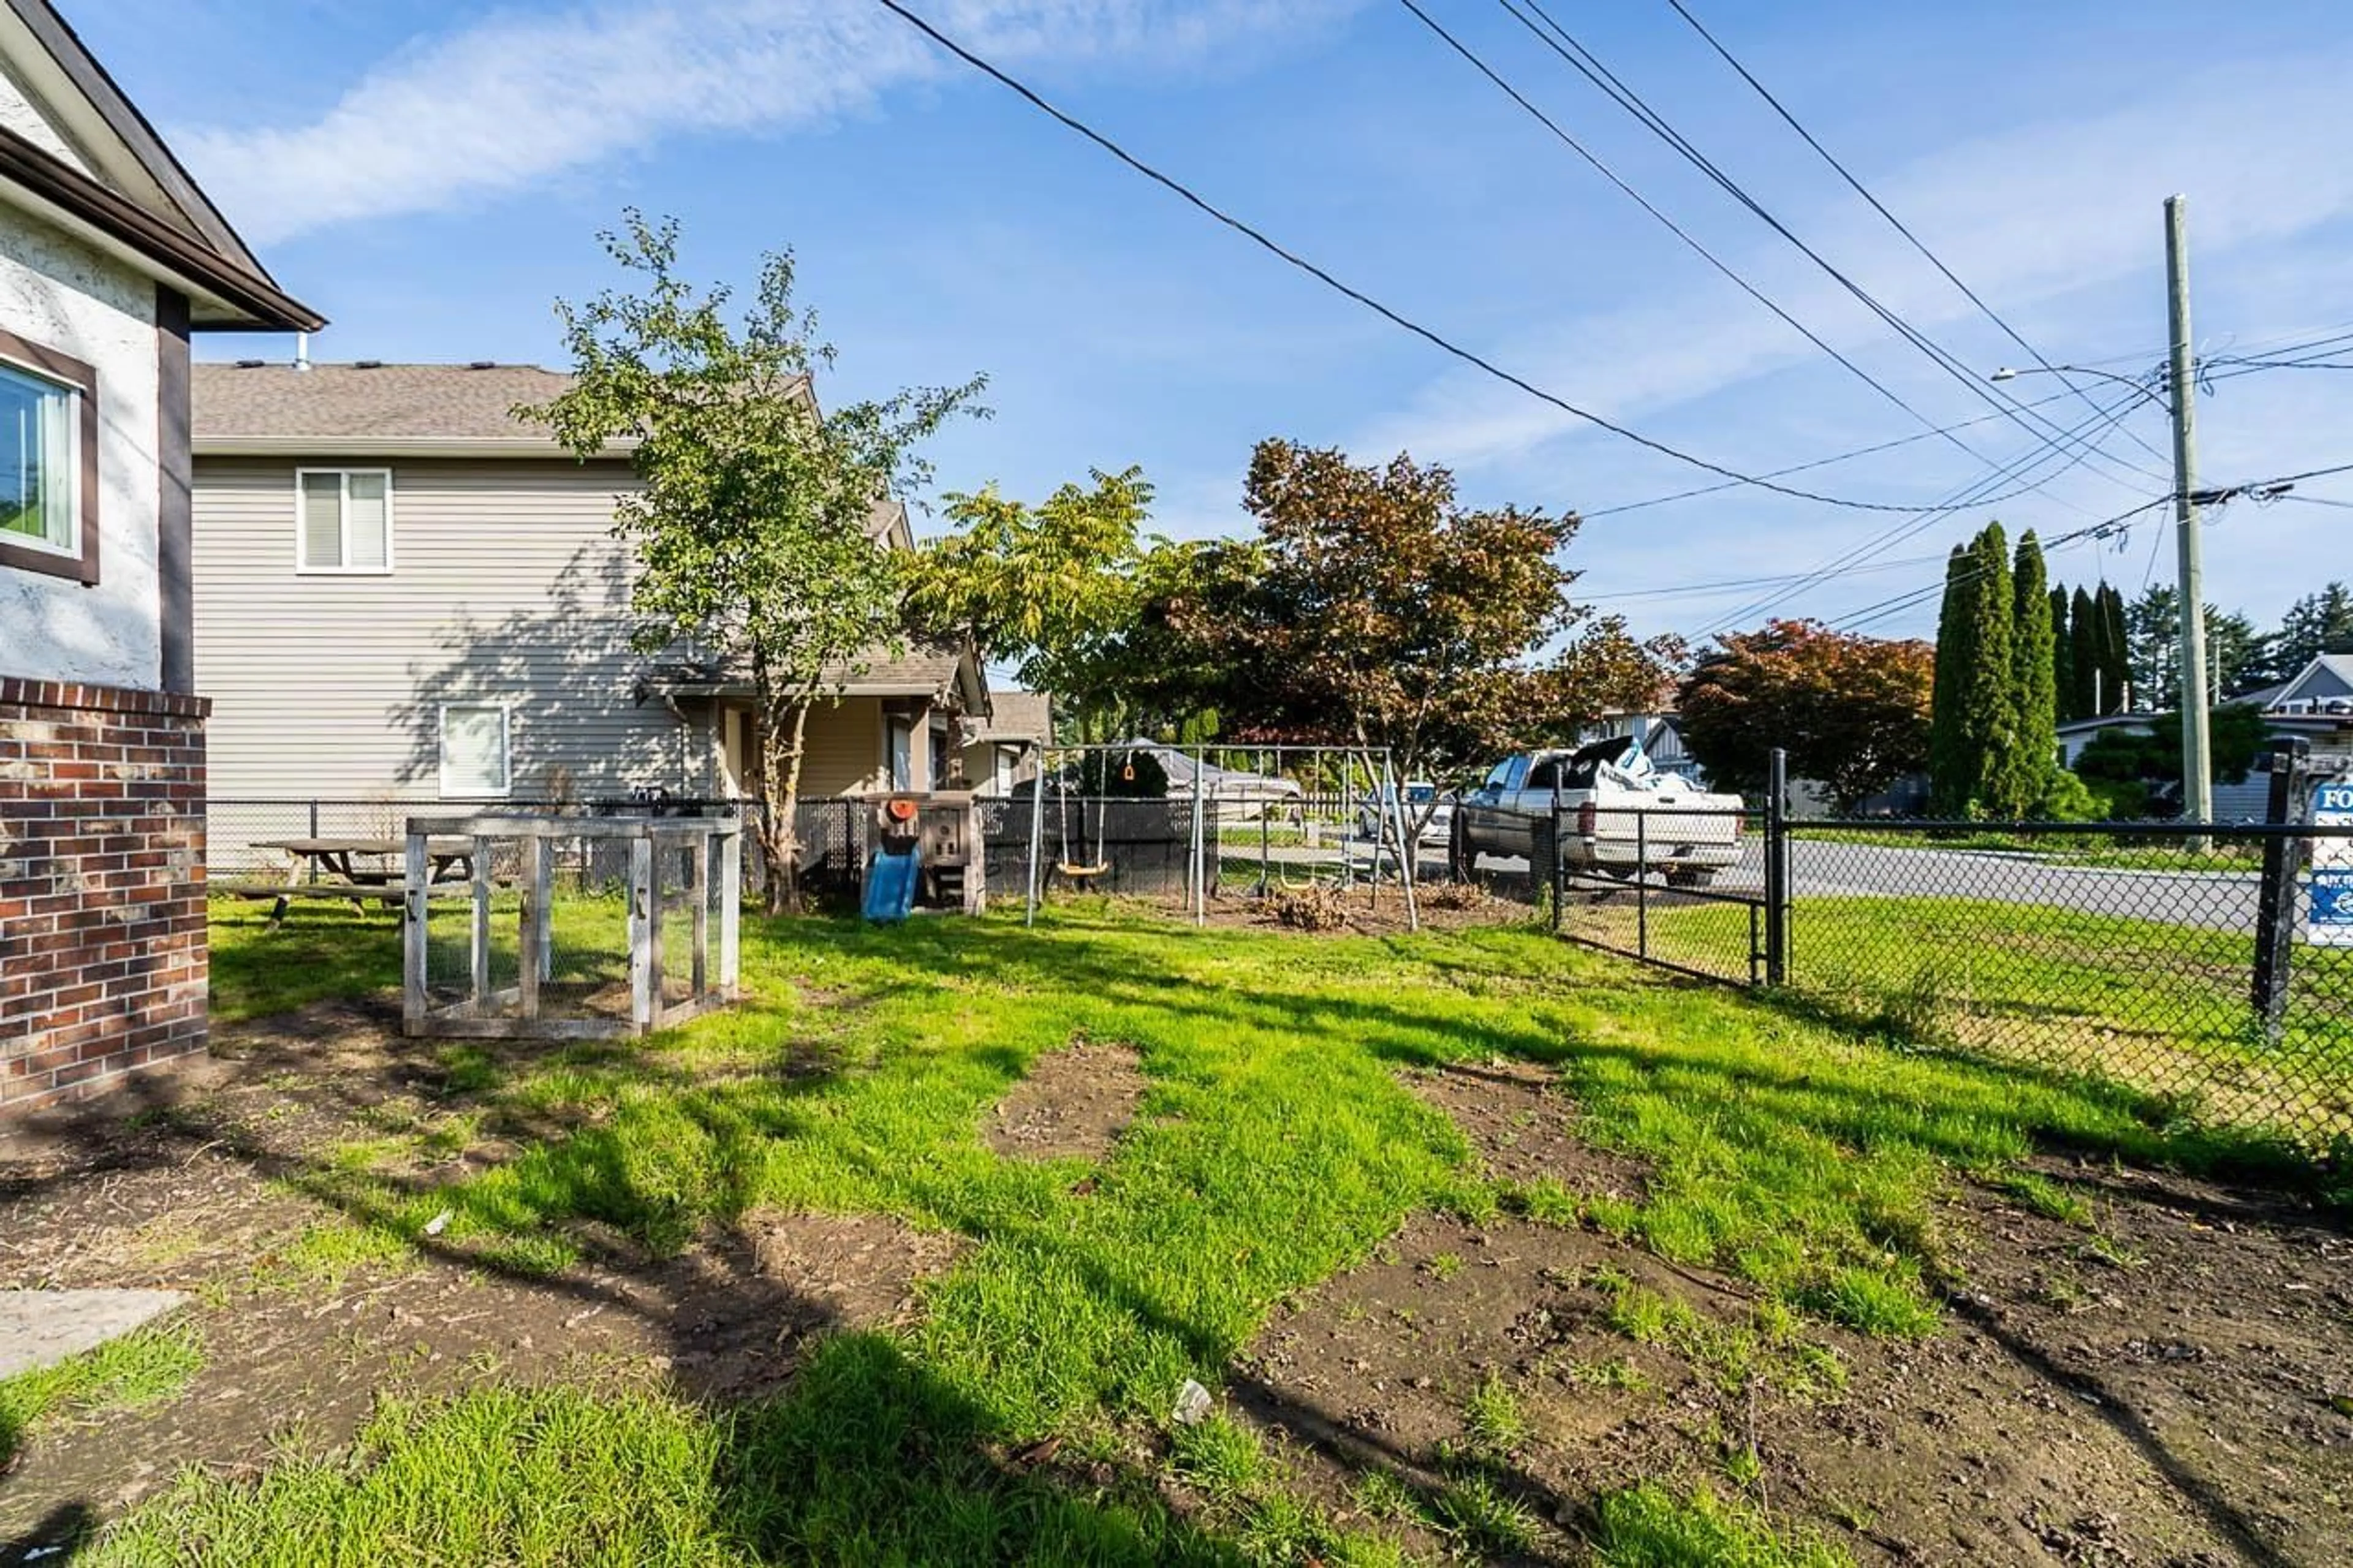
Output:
[{"xmin": 1229, "ymin": 837, "xmax": 2272, "ymax": 933}]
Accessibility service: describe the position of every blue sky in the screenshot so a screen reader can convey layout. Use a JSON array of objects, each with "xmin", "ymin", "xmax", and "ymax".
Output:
[{"xmin": 86, "ymin": 0, "xmax": 2353, "ymax": 643}]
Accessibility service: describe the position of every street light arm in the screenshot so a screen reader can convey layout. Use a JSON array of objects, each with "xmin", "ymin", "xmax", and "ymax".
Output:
[{"xmin": 1989, "ymin": 363, "xmax": 2164, "ymax": 403}]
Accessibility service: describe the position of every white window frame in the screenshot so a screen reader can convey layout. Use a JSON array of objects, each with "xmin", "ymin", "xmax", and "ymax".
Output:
[
  {"xmin": 294, "ymin": 467, "xmax": 395, "ymax": 575},
  {"xmin": 437, "ymin": 703, "xmax": 513, "ymax": 799},
  {"xmin": 0, "ymin": 352, "xmax": 84, "ymax": 563}
]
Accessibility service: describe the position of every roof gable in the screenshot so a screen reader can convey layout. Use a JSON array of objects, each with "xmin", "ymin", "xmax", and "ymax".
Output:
[
  {"xmin": 2276, "ymin": 654, "xmax": 2353, "ymax": 706},
  {"xmin": 0, "ymin": 0, "xmax": 316, "ymax": 330}
]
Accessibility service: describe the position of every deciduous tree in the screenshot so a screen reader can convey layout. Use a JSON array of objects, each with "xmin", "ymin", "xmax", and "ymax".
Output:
[
  {"xmin": 1678, "ymin": 620, "xmax": 1933, "ymax": 809},
  {"xmin": 903, "ymin": 466, "xmax": 1159, "ymax": 735},
  {"xmin": 525, "ymin": 212, "xmax": 984, "ymax": 911},
  {"xmin": 1150, "ymin": 439, "xmax": 1675, "ymax": 796}
]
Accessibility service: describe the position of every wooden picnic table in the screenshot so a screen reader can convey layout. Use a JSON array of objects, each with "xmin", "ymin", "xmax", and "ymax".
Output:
[
  {"xmin": 229, "ymin": 837, "xmax": 480, "ymax": 926},
  {"xmin": 251, "ymin": 836, "xmax": 478, "ymax": 886}
]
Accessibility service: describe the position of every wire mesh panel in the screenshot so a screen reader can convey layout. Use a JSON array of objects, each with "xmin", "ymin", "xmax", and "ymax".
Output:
[
  {"xmin": 402, "ymin": 812, "xmax": 740, "ymax": 1040},
  {"xmin": 1204, "ymin": 791, "xmax": 1441, "ymax": 898},
  {"xmin": 1545, "ymin": 805, "xmax": 1767, "ymax": 987},
  {"xmin": 1785, "ymin": 821, "xmax": 2353, "ymax": 1146}
]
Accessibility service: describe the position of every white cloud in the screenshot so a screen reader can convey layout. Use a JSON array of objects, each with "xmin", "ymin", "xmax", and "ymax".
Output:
[{"xmin": 181, "ymin": 0, "xmax": 1355, "ymax": 243}]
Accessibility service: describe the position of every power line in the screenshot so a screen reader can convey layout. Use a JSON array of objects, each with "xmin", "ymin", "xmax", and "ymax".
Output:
[
  {"xmin": 1832, "ymin": 499, "xmax": 2172, "ymax": 633},
  {"xmin": 1579, "ymin": 549, "xmax": 1951, "ymax": 603},
  {"xmin": 1591, "ymin": 346, "xmax": 2338, "ymax": 521},
  {"xmin": 1501, "ymin": 0, "xmax": 2172, "ymax": 493},
  {"xmin": 1658, "ymin": 0, "xmax": 2176, "ymax": 472},
  {"xmin": 1585, "ymin": 377, "xmax": 2120, "ymax": 518},
  {"xmin": 1703, "ymin": 381, "xmax": 2151, "ymax": 634},
  {"xmin": 1396, "ymin": 0, "xmax": 2027, "ymax": 481},
  {"xmin": 1827, "ymin": 456, "xmax": 2353, "ymax": 632},
  {"xmin": 868, "ymin": 0, "xmax": 1985, "ymax": 515}
]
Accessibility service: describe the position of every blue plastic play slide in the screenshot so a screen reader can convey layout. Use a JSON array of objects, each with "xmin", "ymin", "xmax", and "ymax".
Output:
[{"xmin": 862, "ymin": 845, "xmax": 921, "ymax": 923}]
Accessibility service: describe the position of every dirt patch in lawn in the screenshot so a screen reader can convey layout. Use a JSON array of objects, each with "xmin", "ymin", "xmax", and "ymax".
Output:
[
  {"xmin": 1232, "ymin": 1141, "xmax": 2353, "ymax": 1565},
  {"xmin": 1404, "ymin": 1056, "xmax": 1646, "ymax": 1199},
  {"xmin": 983, "ymin": 1039, "xmax": 1150, "ymax": 1162},
  {"xmin": 0, "ymin": 996, "xmax": 954, "ymax": 1551},
  {"xmin": 745, "ymin": 1210, "xmax": 966, "ymax": 1331}
]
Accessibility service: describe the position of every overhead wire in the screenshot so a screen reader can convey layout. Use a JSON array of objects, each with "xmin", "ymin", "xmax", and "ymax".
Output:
[
  {"xmin": 868, "ymin": 0, "xmax": 1999, "ymax": 515},
  {"xmin": 1825, "ymin": 456, "xmax": 2353, "ymax": 633},
  {"xmin": 1702, "ymin": 380, "xmax": 2152, "ymax": 634},
  {"xmin": 1585, "ymin": 376, "xmax": 2123, "ymax": 518},
  {"xmin": 1498, "ymin": 0, "xmax": 2173, "ymax": 493},
  {"xmin": 1656, "ymin": 0, "xmax": 2176, "ymax": 472},
  {"xmin": 1829, "ymin": 498, "xmax": 2173, "ymax": 634},
  {"xmin": 1396, "ymin": 0, "xmax": 2030, "ymax": 480}
]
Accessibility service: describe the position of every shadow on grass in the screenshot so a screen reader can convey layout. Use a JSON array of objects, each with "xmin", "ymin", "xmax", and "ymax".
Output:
[{"xmin": 15, "ymin": 900, "xmax": 2344, "ymax": 1561}]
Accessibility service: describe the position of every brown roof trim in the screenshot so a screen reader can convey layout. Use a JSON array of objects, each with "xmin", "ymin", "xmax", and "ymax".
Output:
[
  {"xmin": 0, "ymin": 126, "xmax": 321, "ymax": 331},
  {"xmin": 5, "ymin": 0, "xmax": 268, "ymax": 275}
]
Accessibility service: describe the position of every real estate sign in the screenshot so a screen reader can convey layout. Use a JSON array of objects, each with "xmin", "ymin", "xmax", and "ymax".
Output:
[{"xmin": 2312, "ymin": 779, "xmax": 2353, "ymax": 947}]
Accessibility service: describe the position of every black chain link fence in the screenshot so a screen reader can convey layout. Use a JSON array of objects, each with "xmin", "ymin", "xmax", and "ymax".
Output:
[
  {"xmin": 1541, "ymin": 805, "xmax": 1770, "ymax": 988},
  {"xmin": 1781, "ymin": 820, "xmax": 2352, "ymax": 1147},
  {"xmin": 1529, "ymin": 795, "xmax": 2353, "ymax": 1149},
  {"xmin": 208, "ymin": 781, "xmax": 2352, "ymax": 1147}
]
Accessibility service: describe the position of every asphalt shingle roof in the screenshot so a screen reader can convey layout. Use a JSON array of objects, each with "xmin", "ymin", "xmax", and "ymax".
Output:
[
  {"xmin": 192, "ymin": 362, "xmax": 572, "ymax": 441},
  {"xmin": 972, "ymin": 690, "xmax": 1050, "ymax": 739}
]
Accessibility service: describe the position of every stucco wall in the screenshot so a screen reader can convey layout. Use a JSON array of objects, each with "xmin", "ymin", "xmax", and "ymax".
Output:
[
  {"xmin": 0, "ymin": 62, "xmax": 91, "ymax": 175},
  {"xmin": 0, "ymin": 207, "xmax": 162, "ymax": 691}
]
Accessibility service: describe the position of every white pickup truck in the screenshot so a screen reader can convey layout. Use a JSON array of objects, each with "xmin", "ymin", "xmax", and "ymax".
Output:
[{"xmin": 1450, "ymin": 738, "xmax": 1746, "ymax": 887}]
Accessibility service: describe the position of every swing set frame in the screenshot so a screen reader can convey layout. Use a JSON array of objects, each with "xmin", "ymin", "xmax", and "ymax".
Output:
[{"xmin": 1019, "ymin": 743, "xmax": 1415, "ymax": 930}]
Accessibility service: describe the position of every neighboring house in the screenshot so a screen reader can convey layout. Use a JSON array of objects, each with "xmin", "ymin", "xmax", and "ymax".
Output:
[
  {"xmin": 0, "ymin": 0, "xmax": 317, "ymax": 1112},
  {"xmin": 960, "ymin": 688, "xmax": 1050, "ymax": 796},
  {"xmin": 2056, "ymin": 657, "xmax": 2353, "ymax": 820},
  {"xmin": 1580, "ymin": 711, "xmax": 1703, "ymax": 784},
  {"xmin": 189, "ymin": 361, "xmax": 993, "ymax": 868}
]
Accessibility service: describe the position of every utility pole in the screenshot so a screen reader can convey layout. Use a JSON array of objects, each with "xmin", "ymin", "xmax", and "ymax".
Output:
[{"xmin": 2165, "ymin": 194, "xmax": 2213, "ymax": 836}]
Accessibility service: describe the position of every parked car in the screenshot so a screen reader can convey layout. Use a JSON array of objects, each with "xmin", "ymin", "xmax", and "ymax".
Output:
[
  {"xmin": 1452, "ymin": 738, "xmax": 1745, "ymax": 886},
  {"xmin": 1357, "ymin": 779, "xmax": 1455, "ymax": 846}
]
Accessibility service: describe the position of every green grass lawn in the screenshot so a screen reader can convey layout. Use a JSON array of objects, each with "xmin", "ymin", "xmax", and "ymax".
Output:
[{"xmin": 116, "ymin": 896, "xmax": 2319, "ymax": 1564}]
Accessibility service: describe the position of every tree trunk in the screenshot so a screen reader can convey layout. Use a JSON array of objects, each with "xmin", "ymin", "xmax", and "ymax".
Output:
[{"xmin": 751, "ymin": 653, "xmax": 814, "ymax": 916}]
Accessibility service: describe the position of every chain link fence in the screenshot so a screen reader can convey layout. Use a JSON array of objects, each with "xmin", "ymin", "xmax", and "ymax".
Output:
[
  {"xmin": 1530, "ymin": 788, "xmax": 2352, "ymax": 1148},
  {"xmin": 1542, "ymin": 805, "xmax": 1770, "ymax": 987},
  {"xmin": 1779, "ymin": 820, "xmax": 2352, "ymax": 1146}
]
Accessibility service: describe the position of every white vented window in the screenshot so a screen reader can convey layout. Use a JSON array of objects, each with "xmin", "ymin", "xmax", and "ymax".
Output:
[
  {"xmin": 438, "ymin": 705, "xmax": 511, "ymax": 798},
  {"xmin": 295, "ymin": 469, "xmax": 392, "ymax": 572}
]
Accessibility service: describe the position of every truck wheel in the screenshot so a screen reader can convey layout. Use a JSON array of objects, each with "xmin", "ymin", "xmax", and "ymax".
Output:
[{"xmin": 1665, "ymin": 866, "xmax": 1716, "ymax": 889}]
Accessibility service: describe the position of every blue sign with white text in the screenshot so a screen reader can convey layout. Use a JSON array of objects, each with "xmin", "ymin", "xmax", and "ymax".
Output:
[{"xmin": 2312, "ymin": 780, "xmax": 2353, "ymax": 948}]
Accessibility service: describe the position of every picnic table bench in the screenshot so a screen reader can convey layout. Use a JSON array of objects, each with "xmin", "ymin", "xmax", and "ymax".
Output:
[{"xmin": 219, "ymin": 837, "xmax": 478, "ymax": 926}]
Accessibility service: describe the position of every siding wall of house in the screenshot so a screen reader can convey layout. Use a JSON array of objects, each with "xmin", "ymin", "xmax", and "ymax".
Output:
[
  {"xmin": 800, "ymin": 698, "xmax": 885, "ymax": 797},
  {"xmin": 192, "ymin": 456, "xmax": 705, "ymax": 814}
]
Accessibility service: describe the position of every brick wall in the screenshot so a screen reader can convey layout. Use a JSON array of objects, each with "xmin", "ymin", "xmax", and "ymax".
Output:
[{"xmin": 1, "ymin": 676, "xmax": 209, "ymax": 1112}]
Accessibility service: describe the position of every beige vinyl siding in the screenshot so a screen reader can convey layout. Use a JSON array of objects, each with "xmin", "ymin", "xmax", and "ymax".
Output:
[
  {"xmin": 192, "ymin": 456, "xmax": 703, "ymax": 809},
  {"xmin": 799, "ymin": 698, "xmax": 885, "ymax": 797}
]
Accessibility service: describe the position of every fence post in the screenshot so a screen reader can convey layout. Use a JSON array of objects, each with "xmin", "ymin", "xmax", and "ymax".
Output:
[
  {"xmin": 1764, "ymin": 748, "xmax": 1790, "ymax": 987},
  {"xmin": 1025, "ymin": 760, "xmax": 1046, "ymax": 927},
  {"xmin": 2249, "ymin": 737, "xmax": 2309, "ymax": 1042},
  {"xmin": 1191, "ymin": 748, "xmax": 1207, "ymax": 925},
  {"xmin": 308, "ymin": 798, "xmax": 321, "ymax": 883},
  {"xmin": 402, "ymin": 829, "xmax": 428, "ymax": 1033},
  {"xmin": 1636, "ymin": 809, "xmax": 1649, "ymax": 960},
  {"xmin": 1549, "ymin": 805, "xmax": 1564, "ymax": 933}
]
